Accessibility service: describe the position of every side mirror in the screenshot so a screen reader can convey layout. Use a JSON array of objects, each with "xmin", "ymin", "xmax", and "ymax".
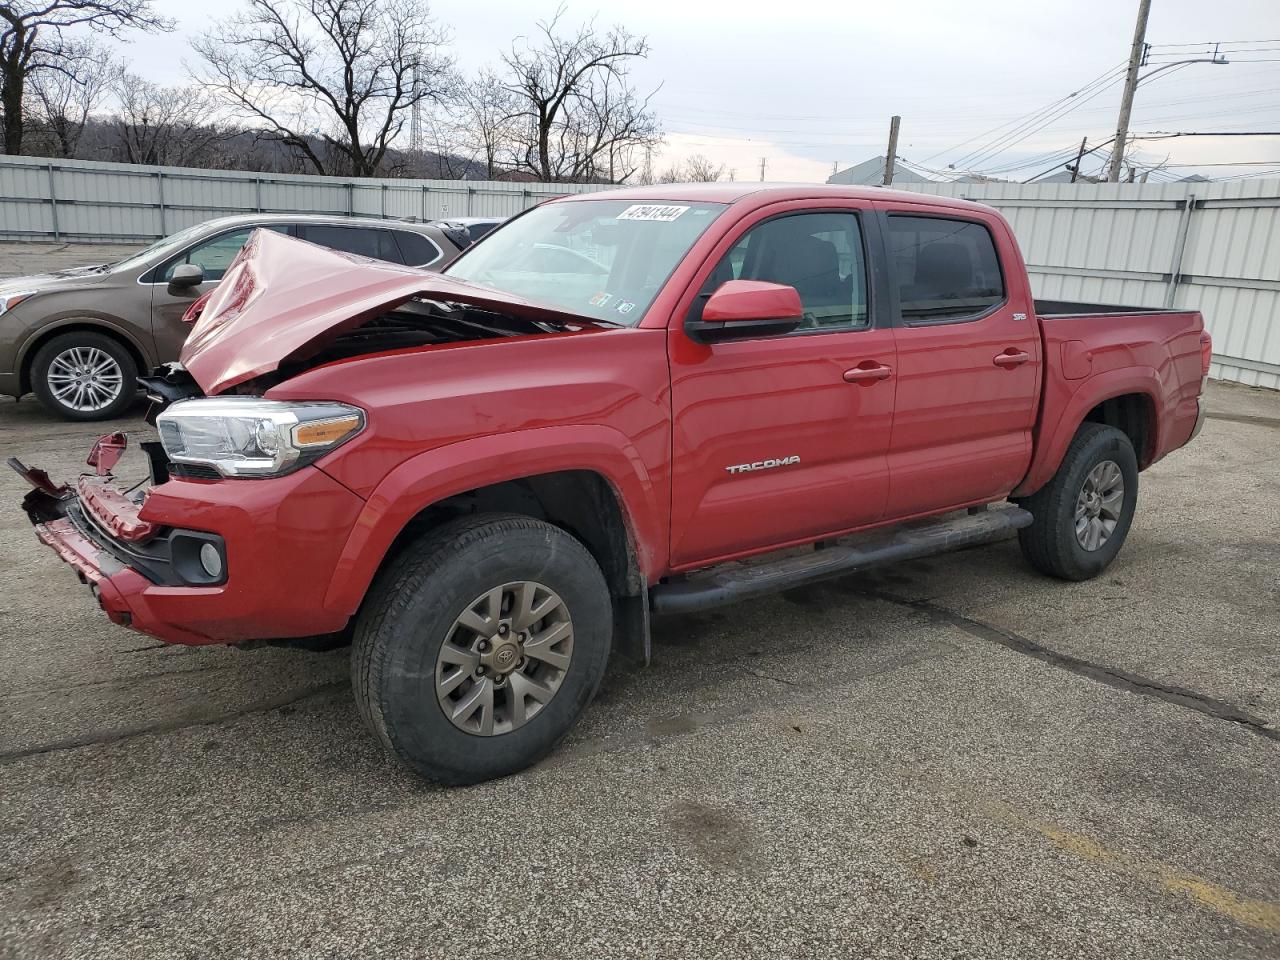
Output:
[
  {"xmin": 169, "ymin": 263, "xmax": 204, "ymax": 289},
  {"xmin": 685, "ymin": 279, "xmax": 803, "ymax": 343}
]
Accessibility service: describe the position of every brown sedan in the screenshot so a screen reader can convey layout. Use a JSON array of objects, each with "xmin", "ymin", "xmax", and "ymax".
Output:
[{"xmin": 0, "ymin": 214, "xmax": 471, "ymax": 420}]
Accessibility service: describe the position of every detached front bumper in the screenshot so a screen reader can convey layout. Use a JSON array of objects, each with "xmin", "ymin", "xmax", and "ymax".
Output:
[
  {"xmin": 13, "ymin": 455, "xmax": 366, "ymax": 646},
  {"xmin": 32, "ymin": 512, "xmax": 216, "ymax": 644}
]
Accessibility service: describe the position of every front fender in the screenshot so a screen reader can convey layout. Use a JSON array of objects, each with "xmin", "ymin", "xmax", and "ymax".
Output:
[
  {"xmin": 15, "ymin": 314, "xmax": 156, "ymax": 391},
  {"xmin": 1013, "ymin": 365, "xmax": 1162, "ymax": 497},
  {"xmin": 320, "ymin": 423, "xmax": 666, "ymax": 617}
]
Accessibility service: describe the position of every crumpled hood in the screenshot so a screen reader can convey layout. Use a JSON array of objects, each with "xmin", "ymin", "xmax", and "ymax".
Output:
[{"xmin": 181, "ymin": 228, "xmax": 601, "ymax": 394}]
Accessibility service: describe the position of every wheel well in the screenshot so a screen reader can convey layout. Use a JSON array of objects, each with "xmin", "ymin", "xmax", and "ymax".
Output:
[
  {"xmin": 386, "ymin": 471, "xmax": 643, "ymax": 599},
  {"xmin": 1082, "ymin": 393, "xmax": 1154, "ymax": 467},
  {"xmin": 19, "ymin": 323, "xmax": 146, "ymax": 395}
]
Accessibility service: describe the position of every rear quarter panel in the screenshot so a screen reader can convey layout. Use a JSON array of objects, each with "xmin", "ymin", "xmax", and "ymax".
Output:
[{"xmin": 1016, "ymin": 309, "xmax": 1204, "ymax": 497}]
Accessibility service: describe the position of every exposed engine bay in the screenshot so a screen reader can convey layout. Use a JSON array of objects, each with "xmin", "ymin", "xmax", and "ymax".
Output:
[
  {"xmin": 291, "ymin": 297, "xmax": 583, "ymax": 370},
  {"xmin": 142, "ymin": 297, "xmax": 601, "ymax": 416}
]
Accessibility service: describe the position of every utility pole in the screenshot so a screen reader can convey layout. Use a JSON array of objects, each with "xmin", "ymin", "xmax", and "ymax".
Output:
[
  {"xmin": 882, "ymin": 115, "xmax": 901, "ymax": 186},
  {"xmin": 1109, "ymin": 0, "xmax": 1152, "ymax": 182},
  {"xmin": 1070, "ymin": 137, "xmax": 1088, "ymax": 182},
  {"xmin": 759, "ymin": 156, "xmax": 768, "ymax": 182},
  {"xmin": 409, "ymin": 63, "xmax": 422, "ymax": 155}
]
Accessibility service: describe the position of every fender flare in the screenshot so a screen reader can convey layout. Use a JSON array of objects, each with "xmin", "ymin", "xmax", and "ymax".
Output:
[
  {"xmin": 17, "ymin": 315, "xmax": 155, "ymax": 392},
  {"xmin": 321, "ymin": 423, "xmax": 666, "ymax": 616},
  {"xmin": 1013, "ymin": 366, "xmax": 1162, "ymax": 498}
]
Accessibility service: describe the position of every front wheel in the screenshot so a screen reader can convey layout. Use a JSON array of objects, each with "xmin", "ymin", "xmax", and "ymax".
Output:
[
  {"xmin": 352, "ymin": 514, "xmax": 612, "ymax": 785},
  {"xmin": 30, "ymin": 331, "xmax": 137, "ymax": 421},
  {"xmin": 1017, "ymin": 423, "xmax": 1139, "ymax": 581}
]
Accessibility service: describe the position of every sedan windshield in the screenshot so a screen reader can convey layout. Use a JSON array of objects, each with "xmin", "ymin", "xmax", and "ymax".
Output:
[{"xmin": 445, "ymin": 198, "xmax": 727, "ymax": 325}]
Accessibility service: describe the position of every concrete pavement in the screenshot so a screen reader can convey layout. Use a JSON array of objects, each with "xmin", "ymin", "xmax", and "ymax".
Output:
[{"xmin": 0, "ymin": 380, "xmax": 1277, "ymax": 959}]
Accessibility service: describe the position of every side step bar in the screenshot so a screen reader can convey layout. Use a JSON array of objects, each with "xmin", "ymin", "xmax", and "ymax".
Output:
[{"xmin": 650, "ymin": 506, "xmax": 1033, "ymax": 616}]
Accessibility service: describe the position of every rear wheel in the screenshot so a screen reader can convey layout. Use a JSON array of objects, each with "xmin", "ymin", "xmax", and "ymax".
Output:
[
  {"xmin": 352, "ymin": 514, "xmax": 612, "ymax": 785},
  {"xmin": 1017, "ymin": 423, "xmax": 1139, "ymax": 581},
  {"xmin": 30, "ymin": 331, "xmax": 136, "ymax": 421}
]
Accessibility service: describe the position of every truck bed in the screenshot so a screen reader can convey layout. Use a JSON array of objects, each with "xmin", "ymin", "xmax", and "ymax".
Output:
[
  {"xmin": 1035, "ymin": 299, "xmax": 1174, "ymax": 318},
  {"xmin": 1015, "ymin": 302, "xmax": 1205, "ymax": 499}
]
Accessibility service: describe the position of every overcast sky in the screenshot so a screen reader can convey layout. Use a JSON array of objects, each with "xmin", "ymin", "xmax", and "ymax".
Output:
[{"xmin": 121, "ymin": 0, "xmax": 1280, "ymax": 182}]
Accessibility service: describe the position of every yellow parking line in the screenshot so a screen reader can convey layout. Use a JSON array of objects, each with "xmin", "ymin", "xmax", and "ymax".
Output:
[{"xmin": 1021, "ymin": 814, "xmax": 1280, "ymax": 935}]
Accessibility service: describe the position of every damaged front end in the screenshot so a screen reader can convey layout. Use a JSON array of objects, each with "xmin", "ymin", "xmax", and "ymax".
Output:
[
  {"xmin": 13, "ymin": 410, "xmax": 367, "ymax": 646},
  {"xmin": 10, "ymin": 435, "xmax": 230, "ymax": 641},
  {"xmin": 12, "ymin": 230, "xmax": 617, "ymax": 648}
]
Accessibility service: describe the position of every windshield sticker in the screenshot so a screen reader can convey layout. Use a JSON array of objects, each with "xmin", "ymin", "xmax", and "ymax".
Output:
[
  {"xmin": 615, "ymin": 301, "xmax": 636, "ymax": 315},
  {"xmin": 589, "ymin": 292, "xmax": 613, "ymax": 307},
  {"xmin": 616, "ymin": 204, "xmax": 690, "ymax": 222}
]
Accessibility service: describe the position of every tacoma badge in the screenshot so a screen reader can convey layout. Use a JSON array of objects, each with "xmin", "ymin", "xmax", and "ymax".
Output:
[{"xmin": 726, "ymin": 455, "xmax": 800, "ymax": 475}]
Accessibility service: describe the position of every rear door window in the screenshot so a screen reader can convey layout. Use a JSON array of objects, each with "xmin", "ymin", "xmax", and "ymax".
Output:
[
  {"xmin": 886, "ymin": 216, "xmax": 1004, "ymax": 323},
  {"xmin": 300, "ymin": 225, "xmax": 403, "ymax": 264},
  {"xmin": 393, "ymin": 230, "xmax": 442, "ymax": 266},
  {"xmin": 466, "ymin": 221, "xmax": 499, "ymax": 242}
]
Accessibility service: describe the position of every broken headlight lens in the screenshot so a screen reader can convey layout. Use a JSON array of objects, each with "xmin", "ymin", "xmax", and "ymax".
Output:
[{"xmin": 156, "ymin": 398, "xmax": 364, "ymax": 478}]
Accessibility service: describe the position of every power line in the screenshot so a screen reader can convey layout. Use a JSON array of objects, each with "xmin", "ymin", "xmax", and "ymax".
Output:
[
  {"xmin": 958, "ymin": 70, "xmax": 1128, "ymax": 170},
  {"xmin": 918, "ymin": 62, "xmax": 1126, "ymax": 166},
  {"xmin": 947, "ymin": 74, "xmax": 1127, "ymax": 169},
  {"xmin": 1138, "ymin": 130, "xmax": 1280, "ymax": 137},
  {"xmin": 1162, "ymin": 160, "xmax": 1280, "ymax": 166}
]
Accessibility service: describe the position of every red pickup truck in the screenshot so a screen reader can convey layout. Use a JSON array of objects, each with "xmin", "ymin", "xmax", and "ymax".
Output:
[{"xmin": 13, "ymin": 184, "xmax": 1209, "ymax": 784}]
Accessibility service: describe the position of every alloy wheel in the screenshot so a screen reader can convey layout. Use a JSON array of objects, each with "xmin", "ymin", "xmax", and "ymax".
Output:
[
  {"xmin": 46, "ymin": 346, "xmax": 124, "ymax": 413},
  {"xmin": 1074, "ymin": 459, "xmax": 1125, "ymax": 551},
  {"xmin": 434, "ymin": 580, "xmax": 574, "ymax": 736}
]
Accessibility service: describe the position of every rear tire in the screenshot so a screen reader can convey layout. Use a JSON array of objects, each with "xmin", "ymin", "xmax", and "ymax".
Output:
[
  {"xmin": 352, "ymin": 513, "xmax": 612, "ymax": 785},
  {"xmin": 31, "ymin": 331, "xmax": 137, "ymax": 421},
  {"xmin": 1017, "ymin": 423, "xmax": 1138, "ymax": 581}
]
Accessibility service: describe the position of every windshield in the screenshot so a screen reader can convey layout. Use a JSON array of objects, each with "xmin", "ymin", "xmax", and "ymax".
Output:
[
  {"xmin": 107, "ymin": 222, "xmax": 218, "ymax": 274},
  {"xmin": 445, "ymin": 199, "xmax": 727, "ymax": 325}
]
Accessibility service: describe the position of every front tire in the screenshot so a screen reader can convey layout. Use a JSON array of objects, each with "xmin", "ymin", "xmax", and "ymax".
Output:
[
  {"xmin": 1017, "ymin": 423, "xmax": 1139, "ymax": 581},
  {"xmin": 352, "ymin": 514, "xmax": 612, "ymax": 785},
  {"xmin": 31, "ymin": 331, "xmax": 137, "ymax": 421}
]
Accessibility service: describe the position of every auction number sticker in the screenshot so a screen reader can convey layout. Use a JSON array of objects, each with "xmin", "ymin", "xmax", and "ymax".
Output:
[{"xmin": 616, "ymin": 204, "xmax": 689, "ymax": 222}]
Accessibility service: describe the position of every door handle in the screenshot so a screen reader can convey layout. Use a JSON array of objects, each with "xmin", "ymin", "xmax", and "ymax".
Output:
[
  {"xmin": 993, "ymin": 349, "xmax": 1031, "ymax": 367},
  {"xmin": 843, "ymin": 363, "xmax": 893, "ymax": 383}
]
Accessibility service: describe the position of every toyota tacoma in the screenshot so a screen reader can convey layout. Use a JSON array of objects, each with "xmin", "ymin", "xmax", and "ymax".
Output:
[{"xmin": 12, "ymin": 184, "xmax": 1210, "ymax": 784}]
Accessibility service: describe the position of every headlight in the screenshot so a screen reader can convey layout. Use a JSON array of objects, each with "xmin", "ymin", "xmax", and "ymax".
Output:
[
  {"xmin": 156, "ymin": 398, "xmax": 364, "ymax": 478},
  {"xmin": 0, "ymin": 290, "xmax": 37, "ymax": 317}
]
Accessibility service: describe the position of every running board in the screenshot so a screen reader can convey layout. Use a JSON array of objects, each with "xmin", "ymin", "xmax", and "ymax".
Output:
[{"xmin": 650, "ymin": 506, "xmax": 1033, "ymax": 616}]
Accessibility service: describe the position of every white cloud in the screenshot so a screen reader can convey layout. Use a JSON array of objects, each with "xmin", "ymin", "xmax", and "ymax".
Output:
[{"xmin": 654, "ymin": 132, "xmax": 833, "ymax": 183}]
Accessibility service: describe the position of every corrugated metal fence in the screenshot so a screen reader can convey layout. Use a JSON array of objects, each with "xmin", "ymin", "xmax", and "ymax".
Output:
[
  {"xmin": 892, "ymin": 179, "xmax": 1280, "ymax": 390},
  {"xmin": 0, "ymin": 154, "xmax": 603, "ymax": 243},
  {"xmin": 1, "ymin": 155, "xmax": 1277, "ymax": 388}
]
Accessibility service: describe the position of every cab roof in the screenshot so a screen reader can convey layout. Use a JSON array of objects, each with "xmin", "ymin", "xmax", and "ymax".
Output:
[{"xmin": 549, "ymin": 181, "xmax": 988, "ymax": 213}]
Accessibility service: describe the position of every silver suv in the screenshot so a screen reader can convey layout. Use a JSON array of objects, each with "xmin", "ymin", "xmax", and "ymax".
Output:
[{"xmin": 0, "ymin": 214, "xmax": 468, "ymax": 420}]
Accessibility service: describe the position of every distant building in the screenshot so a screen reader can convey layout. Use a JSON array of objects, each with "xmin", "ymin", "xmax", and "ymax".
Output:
[
  {"xmin": 1034, "ymin": 170, "xmax": 1082, "ymax": 183},
  {"xmin": 827, "ymin": 156, "xmax": 928, "ymax": 186}
]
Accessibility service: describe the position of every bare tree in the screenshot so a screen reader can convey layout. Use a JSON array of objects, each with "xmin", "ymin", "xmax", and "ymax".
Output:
[
  {"xmin": 502, "ymin": 9, "xmax": 659, "ymax": 183},
  {"xmin": 413, "ymin": 112, "xmax": 472, "ymax": 178},
  {"xmin": 192, "ymin": 0, "xmax": 454, "ymax": 177},
  {"xmin": 108, "ymin": 72, "xmax": 225, "ymax": 166},
  {"xmin": 683, "ymin": 153, "xmax": 725, "ymax": 182},
  {"xmin": 25, "ymin": 37, "xmax": 113, "ymax": 156},
  {"xmin": 655, "ymin": 153, "xmax": 725, "ymax": 184},
  {"xmin": 454, "ymin": 67, "xmax": 518, "ymax": 178},
  {"xmin": 0, "ymin": 0, "xmax": 170, "ymax": 155}
]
